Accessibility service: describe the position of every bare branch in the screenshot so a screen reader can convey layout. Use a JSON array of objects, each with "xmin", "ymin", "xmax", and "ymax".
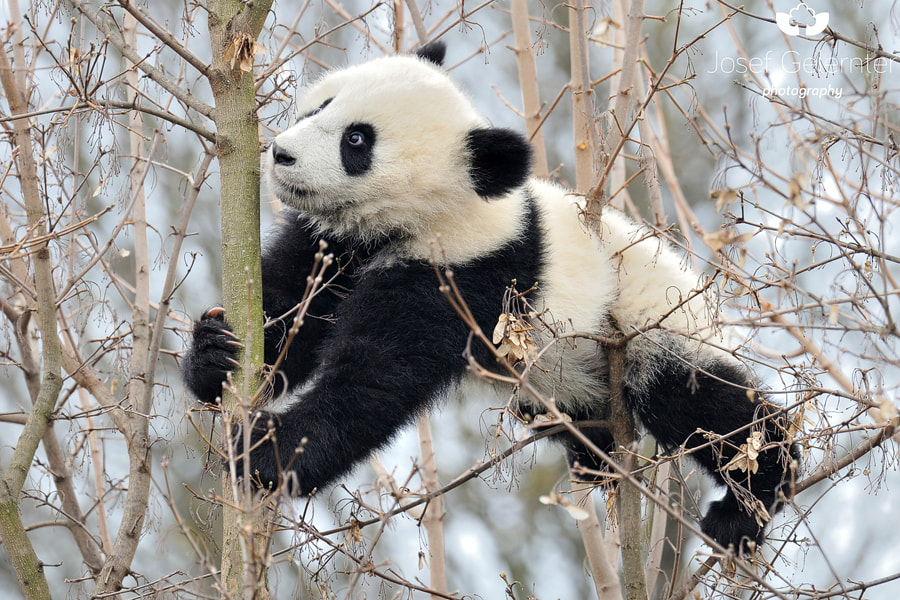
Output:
[
  {"xmin": 65, "ymin": 0, "xmax": 215, "ymax": 119},
  {"xmin": 0, "ymin": 23, "xmax": 63, "ymax": 600}
]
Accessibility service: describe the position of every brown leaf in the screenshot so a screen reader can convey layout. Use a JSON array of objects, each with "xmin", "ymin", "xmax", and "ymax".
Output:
[
  {"xmin": 787, "ymin": 176, "xmax": 811, "ymax": 209},
  {"xmin": 225, "ymin": 34, "xmax": 267, "ymax": 73},
  {"xmin": 712, "ymin": 189, "xmax": 738, "ymax": 213},
  {"xmin": 724, "ymin": 431, "xmax": 763, "ymax": 474},
  {"xmin": 493, "ymin": 312, "xmax": 538, "ymax": 364},
  {"xmin": 703, "ymin": 228, "xmax": 755, "ymax": 252}
]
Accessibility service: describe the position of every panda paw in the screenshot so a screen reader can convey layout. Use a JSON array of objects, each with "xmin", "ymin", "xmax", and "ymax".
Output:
[
  {"xmin": 181, "ymin": 308, "xmax": 244, "ymax": 404},
  {"xmin": 700, "ymin": 495, "xmax": 765, "ymax": 556}
]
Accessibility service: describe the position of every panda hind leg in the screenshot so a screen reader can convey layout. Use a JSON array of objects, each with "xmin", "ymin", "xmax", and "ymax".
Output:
[
  {"xmin": 557, "ymin": 424, "xmax": 616, "ymax": 484},
  {"xmin": 625, "ymin": 354, "xmax": 797, "ymax": 553},
  {"xmin": 514, "ymin": 403, "xmax": 616, "ymax": 483}
]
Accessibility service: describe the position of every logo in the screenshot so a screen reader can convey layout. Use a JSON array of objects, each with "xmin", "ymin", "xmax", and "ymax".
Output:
[{"xmin": 775, "ymin": 2, "xmax": 829, "ymax": 37}]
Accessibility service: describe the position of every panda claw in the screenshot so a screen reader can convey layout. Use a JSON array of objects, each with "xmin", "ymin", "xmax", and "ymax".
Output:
[
  {"xmin": 226, "ymin": 357, "xmax": 241, "ymax": 369},
  {"xmin": 204, "ymin": 307, "xmax": 225, "ymax": 319}
]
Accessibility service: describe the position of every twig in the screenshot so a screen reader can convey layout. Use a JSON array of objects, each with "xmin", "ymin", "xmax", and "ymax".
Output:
[
  {"xmin": 601, "ymin": 0, "xmax": 645, "ymax": 212},
  {"xmin": 115, "ymin": 0, "xmax": 210, "ymax": 76},
  {"xmin": 666, "ymin": 555, "xmax": 719, "ymax": 600},
  {"xmin": 568, "ymin": 0, "xmax": 597, "ymax": 193},
  {"xmin": 91, "ymin": 18, "xmax": 160, "ymax": 593},
  {"xmin": 607, "ymin": 331, "xmax": 648, "ymax": 600},
  {"xmin": 509, "ymin": 0, "xmax": 549, "ymax": 177},
  {"xmin": 65, "ymin": 0, "xmax": 215, "ymax": 118},
  {"xmin": 417, "ymin": 414, "xmax": 448, "ymax": 598},
  {"xmin": 715, "ymin": 0, "xmax": 900, "ymax": 64},
  {"xmin": 573, "ymin": 484, "xmax": 623, "ymax": 600},
  {"xmin": 404, "ymin": 0, "xmax": 429, "ymax": 44},
  {"xmin": 0, "ymin": 21, "xmax": 63, "ymax": 600}
]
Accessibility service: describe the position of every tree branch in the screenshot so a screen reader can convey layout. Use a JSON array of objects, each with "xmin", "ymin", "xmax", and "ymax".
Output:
[
  {"xmin": 65, "ymin": 0, "xmax": 215, "ymax": 119},
  {"xmin": 0, "ymin": 29, "xmax": 63, "ymax": 600},
  {"xmin": 115, "ymin": 0, "xmax": 211, "ymax": 77},
  {"xmin": 509, "ymin": 0, "xmax": 549, "ymax": 178}
]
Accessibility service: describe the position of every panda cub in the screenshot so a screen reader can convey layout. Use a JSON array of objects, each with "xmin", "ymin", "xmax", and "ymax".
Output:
[{"xmin": 183, "ymin": 41, "xmax": 795, "ymax": 551}]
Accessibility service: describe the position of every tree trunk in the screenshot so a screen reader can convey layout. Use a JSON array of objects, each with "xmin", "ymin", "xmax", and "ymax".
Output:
[{"xmin": 207, "ymin": 1, "xmax": 272, "ymax": 596}]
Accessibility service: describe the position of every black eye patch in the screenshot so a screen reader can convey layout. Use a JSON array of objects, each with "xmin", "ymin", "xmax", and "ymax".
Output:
[
  {"xmin": 296, "ymin": 97, "xmax": 333, "ymax": 123},
  {"xmin": 340, "ymin": 123, "xmax": 376, "ymax": 176}
]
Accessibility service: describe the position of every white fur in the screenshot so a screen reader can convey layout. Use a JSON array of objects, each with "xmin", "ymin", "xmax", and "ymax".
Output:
[
  {"xmin": 269, "ymin": 51, "xmax": 723, "ymax": 415},
  {"xmin": 270, "ymin": 55, "xmax": 489, "ymax": 245},
  {"xmin": 514, "ymin": 179, "xmax": 716, "ymax": 412}
]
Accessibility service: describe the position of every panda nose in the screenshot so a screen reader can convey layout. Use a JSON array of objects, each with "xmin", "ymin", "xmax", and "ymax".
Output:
[{"xmin": 271, "ymin": 143, "xmax": 295, "ymax": 166}]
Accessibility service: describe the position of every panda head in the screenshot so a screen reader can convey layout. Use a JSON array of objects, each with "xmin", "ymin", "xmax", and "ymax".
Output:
[{"xmin": 268, "ymin": 42, "xmax": 532, "ymax": 242}]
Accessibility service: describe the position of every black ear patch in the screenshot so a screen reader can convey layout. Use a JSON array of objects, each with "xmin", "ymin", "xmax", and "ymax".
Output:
[
  {"xmin": 466, "ymin": 128, "xmax": 533, "ymax": 198},
  {"xmin": 414, "ymin": 41, "xmax": 447, "ymax": 66}
]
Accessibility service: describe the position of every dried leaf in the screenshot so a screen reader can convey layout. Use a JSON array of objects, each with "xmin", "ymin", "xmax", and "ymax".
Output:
[
  {"xmin": 872, "ymin": 396, "xmax": 898, "ymax": 426},
  {"xmin": 703, "ymin": 228, "xmax": 755, "ymax": 251},
  {"xmin": 750, "ymin": 498, "xmax": 771, "ymax": 528},
  {"xmin": 828, "ymin": 304, "xmax": 839, "ymax": 325},
  {"xmin": 347, "ymin": 519, "xmax": 363, "ymax": 544},
  {"xmin": 703, "ymin": 231, "xmax": 725, "ymax": 251},
  {"xmin": 492, "ymin": 313, "xmax": 510, "ymax": 344},
  {"xmin": 68, "ymin": 48, "xmax": 81, "ymax": 77},
  {"xmin": 724, "ymin": 431, "xmax": 763, "ymax": 474},
  {"xmin": 225, "ymin": 34, "xmax": 267, "ymax": 73},
  {"xmin": 539, "ymin": 492, "xmax": 557, "ymax": 506},
  {"xmin": 592, "ymin": 17, "xmax": 618, "ymax": 43},
  {"xmin": 533, "ymin": 413, "xmax": 572, "ymax": 425},
  {"xmin": 712, "ymin": 189, "xmax": 738, "ymax": 213},
  {"xmin": 493, "ymin": 312, "xmax": 538, "ymax": 364},
  {"xmin": 605, "ymin": 487, "xmax": 616, "ymax": 515},
  {"xmin": 787, "ymin": 176, "xmax": 810, "ymax": 209},
  {"xmin": 864, "ymin": 260, "xmax": 874, "ymax": 280},
  {"xmin": 560, "ymin": 497, "xmax": 590, "ymax": 521},
  {"xmin": 786, "ymin": 403, "xmax": 806, "ymax": 443}
]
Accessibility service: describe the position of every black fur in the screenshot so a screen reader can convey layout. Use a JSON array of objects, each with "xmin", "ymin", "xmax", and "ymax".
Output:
[
  {"xmin": 340, "ymin": 123, "xmax": 377, "ymax": 176},
  {"xmin": 298, "ymin": 98, "xmax": 333, "ymax": 122},
  {"xmin": 182, "ymin": 46, "xmax": 796, "ymax": 552},
  {"xmin": 556, "ymin": 423, "xmax": 616, "ymax": 480},
  {"xmin": 625, "ymin": 351, "xmax": 797, "ymax": 551},
  {"xmin": 183, "ymin": 201, "xmax": 544, "ymax": 493},
  {"xmin": 182, "ymin": 309, "xmax": 242, "ymax": 403},
  {"xmin": 183, "ymin": 198, "xmax": 795, "ymax": 551},
  {"xmin": 414, "ymin": 41, "xmax": 447, "ymax": 66},
  {"xmin": 466, "ymin": 128, "xmax": 533, "ymax": 198}
]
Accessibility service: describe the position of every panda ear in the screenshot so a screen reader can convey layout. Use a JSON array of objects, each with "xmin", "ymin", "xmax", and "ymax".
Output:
[
  {"xmin": 466, "ymin": 128, "xmax": 533, "ymax": 199},
  {"xmin": 414, "ymin": 41, "xmax": 446, "ymax": 66}
]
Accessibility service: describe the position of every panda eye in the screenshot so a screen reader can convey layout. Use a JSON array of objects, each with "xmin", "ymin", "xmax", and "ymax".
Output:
[
  {"xmin": 340, "ymin": 123, "xmax": 376, "ymax": 176},
  {"xmin": 346, "ymin": 130, "xmax": 366, "ymax": 147}
]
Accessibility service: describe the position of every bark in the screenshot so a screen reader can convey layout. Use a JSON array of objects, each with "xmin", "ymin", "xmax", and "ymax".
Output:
[
  {"xmin": 207, "ymin": 1, "xmax": 273, "ymax": 596},
  {"xmin": 0, "ymin": 29, "xmax": 62, "ymax": 600}
]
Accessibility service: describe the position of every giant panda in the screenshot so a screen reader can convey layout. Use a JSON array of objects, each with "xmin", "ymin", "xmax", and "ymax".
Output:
[{"xmin": 182, "ymin": 41, "xmax": 796, "ymax": 552}]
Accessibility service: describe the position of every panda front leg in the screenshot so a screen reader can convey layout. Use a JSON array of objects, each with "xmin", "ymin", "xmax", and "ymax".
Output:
[
  {"xmin": 232, "ymin": 262, "xmax": 472, "ymax": 495},
  {"xmin": 623, "ymin": 345, "xmax": 796, "ymax": 552},
  {"xmin": 182, "ymin": 218, "xmax": 349, "ymax": 405}
]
